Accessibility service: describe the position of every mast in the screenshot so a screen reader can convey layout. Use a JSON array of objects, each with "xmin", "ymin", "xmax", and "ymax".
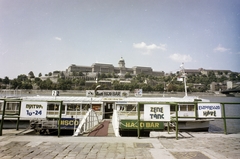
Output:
[{"xmin": 180, "ymin": 63, "xmax": 188, "ymax": 97}]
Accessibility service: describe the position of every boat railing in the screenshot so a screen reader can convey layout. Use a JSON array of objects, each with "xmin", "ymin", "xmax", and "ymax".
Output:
[
  {"xmin": 117, "ymin": 105, "xmax": 142, "ymax": 119},
  {"xmin": 73, "ymin": 108, "xmax": 100, "ymax": 136},
  {"xmin": 111, "ymin": 109, "xmax": 120, "ymax": 137}
]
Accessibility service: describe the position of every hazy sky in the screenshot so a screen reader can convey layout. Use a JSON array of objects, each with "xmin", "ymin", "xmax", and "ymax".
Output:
[{"xmin": 1, "ymin": 0, "xmax": 240, "ymax": 79}]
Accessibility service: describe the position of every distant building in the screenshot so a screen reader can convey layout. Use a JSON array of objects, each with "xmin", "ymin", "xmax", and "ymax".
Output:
[
  {"xmin": 210, "ymin": 82, "xmax": 230, "ymax": 92},
  {"xmin": 41, "ymin": 57, "xmax": 235, "ymax": 84},
  {"xmin": 65, "ymin": 57, "xmax": 165, "ymax": 78},
  {"xmin": 185, "ymin": 68, "xmax": 232, "ymax": 77}
]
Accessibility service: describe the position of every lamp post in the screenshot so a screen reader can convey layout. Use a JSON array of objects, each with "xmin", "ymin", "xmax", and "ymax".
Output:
[
  {"xmin": 94, "ymin": 85, "xmax": 101, "ymax": 97},
  {"xmin": 90, "ymin": 85, "xmax": 101, "ymax": 110}
]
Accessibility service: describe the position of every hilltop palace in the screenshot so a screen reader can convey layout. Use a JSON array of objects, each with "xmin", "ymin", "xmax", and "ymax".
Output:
[
  {"xmin": 63, "ymin": 57, "xmax": 164, "ymax": 78},
  {"xmin": 51, "ymin": 57, "xmax": 232, "ymax": 79}
]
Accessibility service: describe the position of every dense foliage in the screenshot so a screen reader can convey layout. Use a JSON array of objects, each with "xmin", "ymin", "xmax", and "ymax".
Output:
[{"xmin": 0, "ymin": 71, "xmax": 239, "ymax": 92}]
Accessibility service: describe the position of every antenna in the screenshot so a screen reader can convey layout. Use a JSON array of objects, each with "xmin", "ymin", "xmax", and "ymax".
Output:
[{"xmin": 180, "ymin": 63, "xmax": 188, "ymax": 97}]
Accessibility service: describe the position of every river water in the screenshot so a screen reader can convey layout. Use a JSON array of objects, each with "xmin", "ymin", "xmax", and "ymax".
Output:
[{"xmin": 202, "ymin": 96, "xmax": 240, "ymax": 134}]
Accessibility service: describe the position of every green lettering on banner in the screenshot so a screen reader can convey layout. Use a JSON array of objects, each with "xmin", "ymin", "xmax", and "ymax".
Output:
[{"xmin": 120, "ymin": 120, "xmax": 164, "ymax": 130}]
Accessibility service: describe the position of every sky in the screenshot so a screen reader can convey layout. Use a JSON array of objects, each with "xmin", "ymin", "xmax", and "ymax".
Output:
[{"xmin": 0, "ymin": 0, "xmax": 240, "ymax": 79}]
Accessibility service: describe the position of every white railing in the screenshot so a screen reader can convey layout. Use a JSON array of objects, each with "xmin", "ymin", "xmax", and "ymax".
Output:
[
  {"xmin": 73, "ymin": 108, "xmax": 100, "ymax": 136},
  {"xmin": 111, "ymin": 109, "xmax": 120, "ymax": 137}
]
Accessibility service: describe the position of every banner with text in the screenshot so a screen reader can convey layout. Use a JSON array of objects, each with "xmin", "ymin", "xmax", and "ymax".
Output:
[
  {"xmin": 120, "ymin": 120, "xmax": 164, "ymax": 130},
  {"xmin": 144, "ymin": 104, "xmax": 170, "ymax": 121},
  {"xmin": 198, "ymin": 103, "xmax": 222, "ymax": 118},
  {"xmin": 20, "ymin": 101, "xmax": 47, "ymax": 118}
]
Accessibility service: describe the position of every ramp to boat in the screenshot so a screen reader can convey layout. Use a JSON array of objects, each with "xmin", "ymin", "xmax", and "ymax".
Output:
[{"xmin": 88, "ymin": 120, "xmax": 114, "ymax": 137}]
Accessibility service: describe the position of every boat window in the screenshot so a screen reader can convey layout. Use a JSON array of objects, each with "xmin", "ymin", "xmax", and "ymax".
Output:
[
  {"xmin": 92, "ymin": 104, "xmax": 101, "ymax": 111},
  {"xmin": 67, "ymin": 104, "xmax": 80, "ymax": 111},
  {"xmin": 82, "ymin": 104, "xmax": 90, "ymax": 111},
  {"xmin": 47, "ymin": 103, "xmax": 59, "ymax": 111},
  {"xmin": 179, "ymin": 105, "xmax": 187, "ymax": 111},
  {"xmin": 126, "ymin": 105, "xmax": 136, "ymax": 111},
  {"xmin": 188, "ymin": 105, "xmax": 194, "ymax": 111},
  {"xmin": 118, "ymin": 105, "xmax": 125, "ymax": 111},
  {"xmin": 6, "ymin": 102, "xmax": 19, "ymax": 111},
  {"xmin": 170, "ymin": 105, "xmax": 176, "ymax": 111}
]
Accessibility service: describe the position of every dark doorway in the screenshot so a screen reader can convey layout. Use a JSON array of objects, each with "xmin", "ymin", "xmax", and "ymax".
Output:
[{"xmin": 104, "ymin": 103, "xmax": 113, "ymax": 119}]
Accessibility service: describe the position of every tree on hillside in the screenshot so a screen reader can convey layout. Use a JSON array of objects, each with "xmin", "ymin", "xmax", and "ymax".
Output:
[
  {"xmin": 125, "ymin": 72, "xmax": 132, "ymax": 78},
  {"xmin": 2, "ymin": 76, "xmax": 10, "ymax": 84},
  {"xmin": 28, "ymin": 71, "xmax": 35, "ymax": 78},
  {"xmin": 10, "ymin": 79, "xmax": 21, "ymax": 89},
  {"xmin": 99, "ymin": 73, "xmax": 107, "ymax": 79},
  {"xmin": 230, "ymin": 72, "xmax": 240, "ymax": 81},
  {"xmin": 39, "ymin": 78, "xmax": 53, "ymax": 90},
  {"xmin": 17, "ymin": 74, "xmax": 28, "ymax": 82}
]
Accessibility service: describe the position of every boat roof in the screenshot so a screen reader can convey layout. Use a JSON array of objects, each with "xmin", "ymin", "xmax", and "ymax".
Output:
[{"xmin": 20, "ymin": 95, "xmax": 209, "ymax": 103}]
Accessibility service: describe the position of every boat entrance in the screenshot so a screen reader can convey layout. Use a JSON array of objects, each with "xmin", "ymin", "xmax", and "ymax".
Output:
[{"xmin": 104, "ymin": 102, "xmax": 114, "ymax": 119}]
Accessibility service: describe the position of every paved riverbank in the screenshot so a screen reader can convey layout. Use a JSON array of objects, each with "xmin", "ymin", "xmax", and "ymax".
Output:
[{"xmin": 0, "ymin": 129, "xmax": 239, "ymax": 159}]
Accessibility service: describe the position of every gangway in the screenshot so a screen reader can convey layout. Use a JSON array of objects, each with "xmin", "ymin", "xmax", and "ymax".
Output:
[
  {"xmin": 111, "ymin": 109, "xmax": 120, "ymax": 137},
  {"xmin": 73, "ymin": 108, "xmax": 100, "ymax": 136}
]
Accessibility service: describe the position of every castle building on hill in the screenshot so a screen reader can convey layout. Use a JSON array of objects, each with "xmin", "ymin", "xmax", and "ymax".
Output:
[
  {"xmin": 65, "ymin": 57, "xmax": 165, "ymax": 78},
  {"xmin": 47, "ymin": 57, "xmax": 233, "ymax": 83}
]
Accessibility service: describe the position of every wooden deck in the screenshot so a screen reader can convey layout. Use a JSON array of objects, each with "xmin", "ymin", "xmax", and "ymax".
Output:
[{"xmin": 88, "ymin": 120, "xmax": 115, "ymax": 137}]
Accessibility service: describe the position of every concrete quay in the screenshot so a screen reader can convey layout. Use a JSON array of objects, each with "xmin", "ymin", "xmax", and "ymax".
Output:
[{"xmin": 0, "ymin": 130, "xmax": 240, "ymax": 159}]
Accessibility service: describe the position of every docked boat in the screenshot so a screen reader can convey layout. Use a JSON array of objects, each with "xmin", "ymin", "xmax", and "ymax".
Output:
[{"xmin": 0, "ymin": 89, "xmax": 220, "ymax": 136}]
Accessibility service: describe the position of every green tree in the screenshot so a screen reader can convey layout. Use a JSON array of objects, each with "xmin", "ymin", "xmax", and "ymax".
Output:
[
  {"xmin": 56, "ymin": 78, "xmax": 73, "ymax": 90},
  {"xmin": 106, "ymin": 73, "xmax": 113, "ymax": 78},
  {"xmin": 230, "ymin": 72, "xmax": 240, "ymax": 81},
  {"xmin": 125, "ymin": 72, "xmax": 132, "ymax": 78},
  {"xmin": 39, "ymin": 78, "xmax": 53, "ymax": 89},
  {"xmin": 22, "ymin": 83, "xmax": 33, "ymax": 89},
  {"xmin": 153, "ymin": 83, "xmax": 164, "ymax": 91},
  {"xmin": 100, "ymin": 73, "xmax": 107, "ymax": 79},
  {"xmin": 10, "ymin": 79, "xmax": 21, "ymax": 89},
  {"xmin": 28, "ymin": 71, "xmax": 35, "ymax": 78},
  {"xmin": 17, "ymin": 74, "xmax": 28, "ymax": 81},
  {"xmin": 2, "ymin": 76, "xmax": 10, "ymax": 84}
]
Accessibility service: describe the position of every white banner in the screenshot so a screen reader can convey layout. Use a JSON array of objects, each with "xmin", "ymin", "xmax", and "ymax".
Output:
[
  {"xmin": 144, "ymin": 104, "xmax": 170, "ymax": 121},
  {"xmin": 198, "ymin": 103, "xmax": 222, "ymax": 118},
  {"xmin": 52, "ymin": 90, "xmax": 59, "ymax": 96},
  {"xmin": 177, "ymin": 77, "xmax": 183, "ymax": 81},
  {"xmin": 86, "ymin": 90, "xmax": 130, "ymax": 97},
  {"xmin": 20, "ymin": 101, "xmax": 47, "ymax": 118},
  {"xmin": 86, "ymin": 90, "xmax": 95, "ymax": 97}
]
